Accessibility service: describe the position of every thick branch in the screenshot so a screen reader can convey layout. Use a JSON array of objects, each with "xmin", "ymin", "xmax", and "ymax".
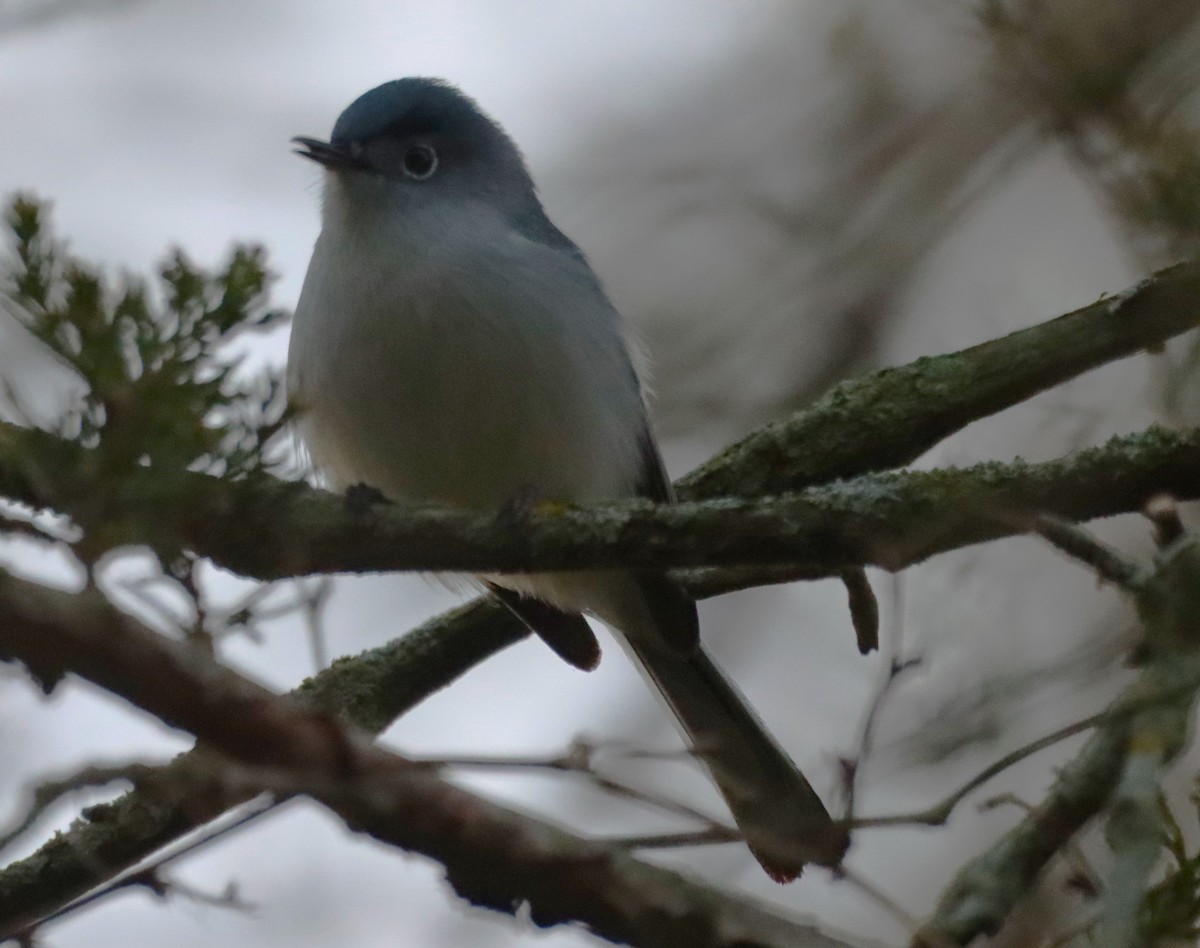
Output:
[
  {"xmin": 682, "ymin": 260, "xmax": 1200, "ymax": 497},
  {"xmin": 0, "ymin": 596, "xmax": 527, "ymax": 932},
  {"xmin": 207, "ymin": 425, "xmax": 1200, "ymax": 578},
  {"xmin": 0, "ymin": 570, "xmax": 857, "ymax": 948},
  {"xmin": 0, "ymin": 424, "xmax": 1196, "ymax": 581}
]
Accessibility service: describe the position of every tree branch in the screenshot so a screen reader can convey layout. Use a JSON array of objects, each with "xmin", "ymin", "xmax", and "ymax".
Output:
[
  {"xmin": 0, "ymin": 596, "xmax": 527, "ymax": 932},
  {"xmin": 0, "ymin": 423, "xmax": 1196, "ymax": 581},
  {"xmin": 915, "ymin": 526, "xmax": 1200, "ymax": 945},
  {"xmin": 679, "ymin": 259, "xmax": 1200, "ymax": 497},
  {"xmin": 0, "ymin": 569, "xmax": 859, "ymax": 948}
]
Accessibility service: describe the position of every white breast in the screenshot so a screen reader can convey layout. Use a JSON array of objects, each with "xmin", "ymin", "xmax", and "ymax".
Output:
[{"xmin": 287, "ymin": 188, "xmax": 647, "ymax": 510}]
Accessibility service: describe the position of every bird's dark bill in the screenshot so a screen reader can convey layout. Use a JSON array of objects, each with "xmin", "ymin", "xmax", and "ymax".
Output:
[{"xmin": 291, "ymin": 137, "xmax": 366, "ymax": 170}]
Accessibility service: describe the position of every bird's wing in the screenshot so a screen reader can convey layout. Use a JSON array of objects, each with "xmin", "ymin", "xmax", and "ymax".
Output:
[{"xmin": 487, "ymin": 581, "xmax": 601, "ymax": 671}]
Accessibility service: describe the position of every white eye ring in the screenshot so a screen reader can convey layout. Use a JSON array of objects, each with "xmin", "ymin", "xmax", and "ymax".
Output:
[{"xmin": 401, "ymin": 143, "xmax": 438, "ymax": 180}]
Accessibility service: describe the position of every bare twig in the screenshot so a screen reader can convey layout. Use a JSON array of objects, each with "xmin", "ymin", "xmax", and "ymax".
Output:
[
  {"xmin": 417, "ymin": 739, "xmax": 735, "ymax": 834},
  {"xmin": 609, "ymin": 828, "xmax": 740, "ymax": 851},
  {"xmin": 842, "ymin": 572, "xmax": 915, "ymax": 821},
  {"xmin": 298, "ymin": 578, "xmax": 332, "ymax": 672},
  {"xmin": 1029, "ymin": 515, "xmax": 1145, "ymax": 592},
  {"xmin": 917, "ymin": 527, "xmax": 1200, "ymax": 945},
  {"xmin": 842, "ymin": 656, "xmax": 922, "ymax": 822},
  {"xmin": 853, "ymin": 712, "xmax": 1108, "ymax": 830},
  {"xmin": 160, "ymin": 876, "xmax": 256, "ymax": 913},
  {"xmin": 836, "ymin": 866, "xmax": 921, "ymax": 934},
  {"xmin": 11, "ymin": 799, "xmax": 275, "ymax": 942}
]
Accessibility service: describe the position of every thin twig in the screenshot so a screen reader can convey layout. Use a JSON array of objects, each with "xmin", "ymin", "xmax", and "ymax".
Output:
[
  {"xmin": 1031, "ymin": 515, "xmax": 1145, "ymax": 592},
  {"xmin": 10, "ymin": 798, "xmax": 275, "ymax": 942},
  {"xmin": 161, "ymin": 877, "xmax": 256, "ymax": 913},
  {"xmin": 114, "ymin": 576, "xmax": 189, "ymax": 636},
  {"xmin": 609, "ymin": 828, "xmax": 740, "ymax": 851},
  {"xmin": 852, "ymin": 711, "xmax": 1108, "ymax": 830},
  {"xmin": 298, "ymin": 578, "xmax": 332, "ymax": 672},
  {"xmin": 842, "ymin": 656, "xmax": 922, "ymax": 822},
  {"xmin": 836, "ymin": 865, "xmax": 921, "ymax": 934},
  {"xmin": 843, "ymin": 572, "xmax": 916, "ymax": 821},
  {"xmin": 416, "ymin": 741, "xmax": 734, "ymax": 832}
]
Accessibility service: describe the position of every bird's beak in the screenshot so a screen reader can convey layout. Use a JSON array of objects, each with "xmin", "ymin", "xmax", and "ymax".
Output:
[{"xmin": 291, "ymin": 136, "xmax": 367, "ymax": 171}]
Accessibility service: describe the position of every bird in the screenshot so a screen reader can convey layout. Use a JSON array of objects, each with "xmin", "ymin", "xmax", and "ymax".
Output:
[{"xmin": 287, "ymin": 77, "xmax": 843, "ymax": 880}]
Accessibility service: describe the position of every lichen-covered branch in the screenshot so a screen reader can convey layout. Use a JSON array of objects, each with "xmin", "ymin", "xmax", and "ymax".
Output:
[
  {"xmin": 185, "ymin": 424, "xmax": 1200, "ymax": 578},
  {"xmin": 680, "ymin": 259, "xmax": 1200, "ymax": 497},
  {"xmin": 0, "ymin": 422, "xmax": 1196, "ymax": 581},
  {"xmin": 0, "ymin": 570, "xmax": 858, "ymax": 948},
  {"xmin": 916, "ymin": 523, "xmax": 1200, "ymax": 945}
]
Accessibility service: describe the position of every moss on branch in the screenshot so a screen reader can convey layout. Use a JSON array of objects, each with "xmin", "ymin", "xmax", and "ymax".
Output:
[
  {"xmin": 2, "ymin": 421, "xmax": 1196, "ymax": 579},
  {"xmin": 917, "ymin": 528, "xmax": 1200, "ymax": 945},
  {"xmin": 683, "ymin": 261, "xmax": 1200, "ymax": 497}
]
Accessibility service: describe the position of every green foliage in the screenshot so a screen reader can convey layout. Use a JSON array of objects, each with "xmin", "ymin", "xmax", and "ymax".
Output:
[
  {"xmin": 0, "ymin": 194, "xmax": 291, "ymax": 564},
  {"xmin": 1139, "ymin": 785, "xmax": 1200, "ymax": 940},
  {"xmin": 2, "ymin": 194, "xmax": 289, "ymax": 478}
]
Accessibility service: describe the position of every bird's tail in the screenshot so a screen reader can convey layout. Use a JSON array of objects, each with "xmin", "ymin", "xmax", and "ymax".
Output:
[
  {"xmin": 509, "ymin": 569, "xmax": 847, "ymax": 878},
  {"xmin": 621, "ymin": 634, "xmax": 848, "ymax": 881}
]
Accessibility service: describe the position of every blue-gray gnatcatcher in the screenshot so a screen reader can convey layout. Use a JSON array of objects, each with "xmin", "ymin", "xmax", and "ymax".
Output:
[{"xmin": 288, "ymin": 77, "xmax": 840, "ymax": 879}]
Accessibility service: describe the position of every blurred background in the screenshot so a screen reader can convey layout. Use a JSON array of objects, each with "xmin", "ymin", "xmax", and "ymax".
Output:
[{"xmin": 2, "ymin": 0, "xmax": 1199, "ymax": 944}]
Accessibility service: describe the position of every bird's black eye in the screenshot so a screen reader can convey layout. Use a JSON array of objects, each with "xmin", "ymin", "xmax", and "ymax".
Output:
[{"xmin": 401, "ymin": 143, "xmax": 438, "ymax": 180}]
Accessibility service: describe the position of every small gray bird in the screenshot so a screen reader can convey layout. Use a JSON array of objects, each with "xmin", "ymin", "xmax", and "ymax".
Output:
[{"xmin": 287, "ymin": 77, "xmax": 842, "ymax": 880}]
